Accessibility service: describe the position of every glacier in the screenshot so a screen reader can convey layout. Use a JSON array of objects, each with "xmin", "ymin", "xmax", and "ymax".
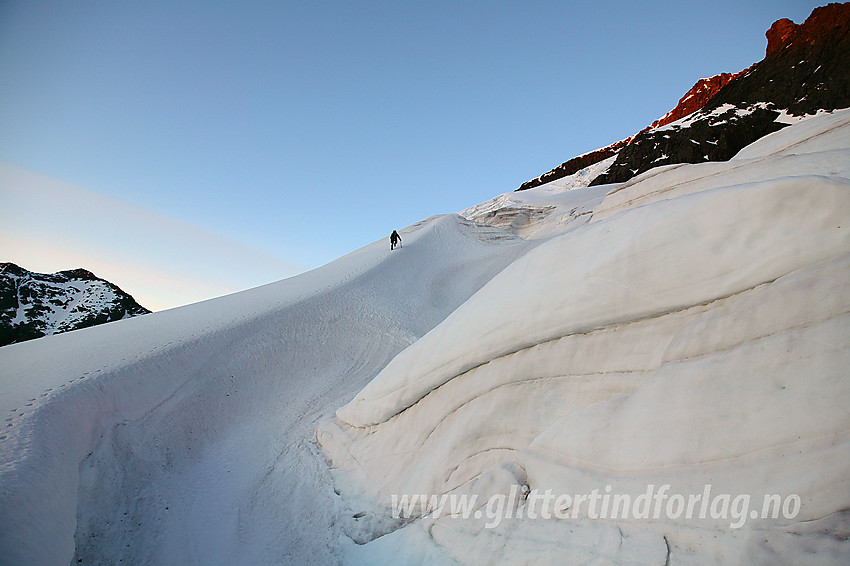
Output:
[{"xmin": 1, "ymin": 109, "xmax": 849, "ymax": 565}]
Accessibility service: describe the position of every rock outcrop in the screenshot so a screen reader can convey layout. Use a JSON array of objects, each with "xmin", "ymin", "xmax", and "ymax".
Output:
[{"xmin": 765, "ymin": 18, "xmax": 797, "ymax": 56}]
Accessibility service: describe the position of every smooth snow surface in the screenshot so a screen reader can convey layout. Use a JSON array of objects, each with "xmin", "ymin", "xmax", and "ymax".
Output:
[
  {"xmin": 0, "ymin": 215, "xmax": 528, "ymax": 565},
  {"xmin": 1, "ymin": 109, "xmax": 849, "ymax": 566}
]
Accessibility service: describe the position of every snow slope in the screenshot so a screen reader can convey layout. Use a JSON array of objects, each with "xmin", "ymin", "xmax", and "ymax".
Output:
[
  {"xmin": 0, "ymin": 215, "xmax": 528, "ymax": 565},
  {"xmin": 321, "ymin": 109, "xmax": 850, "ymax": 565},
  {"xmin": 1, "ymin": 109, "xmax": 848, "ymax": 566}
]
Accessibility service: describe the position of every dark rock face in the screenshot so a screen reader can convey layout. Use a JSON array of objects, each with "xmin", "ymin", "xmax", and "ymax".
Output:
[
  {"xmin": 590, "ymin": 104, "xmax": 788, "ymax": 186},
  {"xmin": 0, "ymin": 262, "xmax": 150, "ymax": 347},
  {"xmin": 590, "ymin": 2, "xmax": 850, "ymax": 186}
]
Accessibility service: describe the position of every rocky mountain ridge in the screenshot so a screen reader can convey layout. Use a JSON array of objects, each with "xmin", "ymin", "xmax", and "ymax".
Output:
[
  {"xmin": 520, "ymin": 2, "xmax": 850, "ymax": 191},
  {"xmin": 0, "ymin": 262, "xmax": 150, "ymax": 347}
]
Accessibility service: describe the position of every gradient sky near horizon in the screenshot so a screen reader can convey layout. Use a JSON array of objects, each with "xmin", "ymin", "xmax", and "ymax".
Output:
[{"xmin": 0, "ymin": 0, "xmax": 823, "ymax": 311}]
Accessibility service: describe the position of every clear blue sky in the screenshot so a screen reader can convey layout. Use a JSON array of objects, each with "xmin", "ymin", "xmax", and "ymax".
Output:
[{"xmin": 0, "ymin": 0, "xmax": 822, "ymax": 310}]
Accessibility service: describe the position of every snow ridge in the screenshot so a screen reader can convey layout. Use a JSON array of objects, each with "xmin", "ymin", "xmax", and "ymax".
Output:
[{"xmin": 0, "ymin": 215, "xmax": 528, "ymax": 565}]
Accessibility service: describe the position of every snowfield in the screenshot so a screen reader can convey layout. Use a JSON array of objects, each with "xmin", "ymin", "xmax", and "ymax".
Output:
[
  {"xmin": 1, "ymin": 109, "xmax": 849, "ymax": 565},
  {"xmin": 0, "ymin": 216, "xmax": 529, "ymax": 565}
]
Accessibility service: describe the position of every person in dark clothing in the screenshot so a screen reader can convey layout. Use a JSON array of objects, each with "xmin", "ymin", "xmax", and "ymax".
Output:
[{"xmin": 390, "ymin": 230, "xmax": 401, "ymax": 250}]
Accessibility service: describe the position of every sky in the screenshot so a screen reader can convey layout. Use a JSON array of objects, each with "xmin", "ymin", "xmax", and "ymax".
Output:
[{"xmin": 0, "ymin": 0, "xmax": 824, "ymax": 311}]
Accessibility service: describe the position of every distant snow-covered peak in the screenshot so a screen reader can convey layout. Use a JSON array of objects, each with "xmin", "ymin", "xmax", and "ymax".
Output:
[{"xmin": 0, "ymin": 262, "xmax": 149, "ymax": 346}]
